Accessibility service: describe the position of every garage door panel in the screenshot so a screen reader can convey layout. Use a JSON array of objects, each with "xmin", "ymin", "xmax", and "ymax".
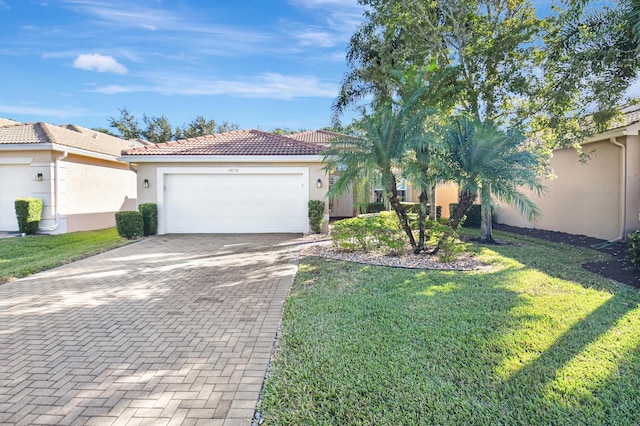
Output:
[
  {"xmin": 0, "ymin": 165, "xmax": 33, "ymax": 231},
  {"xmin": 164, "ymin": 172, "xmax": 307, "ymax": 233}
]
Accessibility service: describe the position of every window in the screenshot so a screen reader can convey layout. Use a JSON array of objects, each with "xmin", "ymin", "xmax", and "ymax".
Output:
[{"xmin": 374, "ymin": 178, "xmax": 407, "ymax": 202}]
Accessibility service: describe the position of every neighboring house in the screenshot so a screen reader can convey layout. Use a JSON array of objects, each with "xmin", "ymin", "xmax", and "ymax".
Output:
[
  {"xmin": 120, "ymin": 130, "xmax": 327, "ymax": 234},
  {"xmin": 286, "ymin": 130, "xmax": 459, "ymax": 218},
  {"xmin": 0, "ymin": 120, "xmax": 138, "ymax": 233},
  {"xmin": 496, "ymin": 105, "xmax": 640, "ymax": 241}
]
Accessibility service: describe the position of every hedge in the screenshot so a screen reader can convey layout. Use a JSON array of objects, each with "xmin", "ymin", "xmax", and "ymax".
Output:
[
  {"xmin": 14, "ymin": 198, "xmax": 42, "ymax": 235},
  {"xmin": 115, "ymin": 211, "xmax": 144, "ymax": 239},
  {"xmin": 449, "ymin": 203, "xmax": 483, "ymax": 228},
  {"xmin": 366, "ymin": 202, "xmax": 386, "ymax": 213},
  {"xmin": 138, "ymin": 203, "xmax": 158, "ymax": 236},
  {"xmin": 400, "ymin": 202, "xmax": 442, "ymax": 219}
]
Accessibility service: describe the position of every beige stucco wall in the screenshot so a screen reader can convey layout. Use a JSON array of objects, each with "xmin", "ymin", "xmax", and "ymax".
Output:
[
  {"xmin": 0, "ymin": 150, "xmax": 58, "ymax": 230},
  {"xmin": 407, "ymin": 182, "xmax": 460, "ymax": 218},
  {"xmin": 62, "ymin": 155, "xmax": 137, "ymax": 232},
  {"xmin": 135, "ymin": 161, "xmax": 329, "ymax": 233},
  {"xmin": 496, "ymin": 138, "xmax": 632, "ymax": 241},
  {"xmin": 0, "ymin": 149, "xmax": 137, "ymax": 233}
]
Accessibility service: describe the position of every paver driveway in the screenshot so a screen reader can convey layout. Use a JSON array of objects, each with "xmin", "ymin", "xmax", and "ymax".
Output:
[{"xmin": 0, "ymin": 234, "xmax": 302, "ymax": 425}]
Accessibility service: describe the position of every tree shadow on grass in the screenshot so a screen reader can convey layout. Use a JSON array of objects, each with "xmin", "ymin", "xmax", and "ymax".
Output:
[{"xmin": 273, "ymin": 255, "xmax": 640, "ymax": 425}]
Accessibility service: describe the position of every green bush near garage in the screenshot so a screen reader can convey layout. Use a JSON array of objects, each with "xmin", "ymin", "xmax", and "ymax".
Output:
[
  {"xmin": 308, "ymin": 200, "xmax": 325, "ymax": 234},
  {"xmin": 138, "ymin": 203, "xmax": 158, "ymax": 236},
  {"xmin": 14, "ymin": 198, "xmax": 43, "ymax": 235},
  {"xmin": 115, "ymin": 211, "xmax": 144, "ymax": 239}
]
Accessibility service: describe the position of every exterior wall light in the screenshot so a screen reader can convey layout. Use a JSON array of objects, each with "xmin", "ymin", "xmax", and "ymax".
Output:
[
  {"xmin": 36, "ymin": 173, "xmax": 43, "ymax": 182},
  {"xmin": 143, "ymin": 179, "xmax": 150, "ymax": 188},
  {"xmin": 316, "ymin": 178, "xmax": 322, "ymax": 188}
]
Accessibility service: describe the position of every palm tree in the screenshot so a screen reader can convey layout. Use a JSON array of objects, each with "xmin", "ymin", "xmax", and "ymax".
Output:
[
  {"xmin": 325, "ymin": 91, "xmax": 432, "ymax": 254},
  {"xmin": 443, "ymin": 117, "xmax": 546, "ymax": 243}
]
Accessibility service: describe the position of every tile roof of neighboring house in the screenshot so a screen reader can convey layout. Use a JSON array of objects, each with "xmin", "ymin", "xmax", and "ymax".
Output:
[
  {"xmin": 285, "ymin": 130, "xmax": 345, "ymax": 145},
  {"xmin": 0, "ymin": 118, "xmax": 20, "ymax": 127},
  {"xmin": 0, "ymin": 121, "xmax": 139, "ymax": 157},
  {"xmin": 620, "ymin": 104, "xmax": 640, "ymax": 126},
  {"xmin": 121, "ymin": 129, "xmax": 325, "ymax": 156}
]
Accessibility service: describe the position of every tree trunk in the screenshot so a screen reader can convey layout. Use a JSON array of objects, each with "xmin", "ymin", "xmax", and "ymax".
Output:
[
  {"xmin": 448, "ymin": 189, "xmax": 476, "ymax": 230},
  {"xmin": 417, "ymin": 190, "xmax": 429, "ymax": 252},
  {"xmin": 429, "ymin": 184, "xmax": 437, "ymax": 221},
  {"xmin": 389, "ymin": 178, "xmax": 418, "ymax": 254},
  {"xmin": 479, "ymin": 184, "xmax": 495, "ymax": 243}
]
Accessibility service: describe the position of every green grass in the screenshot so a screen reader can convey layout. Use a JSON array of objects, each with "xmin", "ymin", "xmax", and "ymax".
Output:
[
  {"xmin": 0, "ymin": 228, "xmax": 132, "ymax": 283},
  {"xmin": 259, "ymin": 229, "xmax": 640, "ymax": 425}
]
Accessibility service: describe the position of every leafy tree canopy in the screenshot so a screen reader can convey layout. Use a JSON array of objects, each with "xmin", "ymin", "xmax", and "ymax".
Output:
[{"xmin": 108, "ymin": 109, "xmax": 239, "ymax": 142}]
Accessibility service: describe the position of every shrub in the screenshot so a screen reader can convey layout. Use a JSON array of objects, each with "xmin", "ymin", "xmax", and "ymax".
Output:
[
  {"xmin": 138, "ymin": 203, "xmax": 158, "ymax": 236},
  {"xmin": 308, "ymin": 200, "xmax": 325, "ymax": 234},
  {"xmin": 331, "ymin": 213, "xmax": 405, "ymax": 254},
  {"xmin": 401, "ymin": 202, "xmax": 442, "ymax": 219},
  {"xmin": 627, "ymin": 230, "xmax": 640, "ymax": 268},
  {"xmin": 366, "ymin": 202, "xmax": 386, "ymax": 213},
  {"xmin": 449, "ymin": 203, "xmax": 483, "ymax": 228},
  {"xmin": 428, "ymin": 222, "xmax": 464, "ymax": 262},
  {"xmin": 115, "ymin": 211, "xmax": 144, "ymax": 239},
  {"xmin": 14, "ymin": 198, "xmax": 43, "ymax": 235},
  {"xmin": 377, "ymin": 212, "xmax": 406, "ymax": 255}
]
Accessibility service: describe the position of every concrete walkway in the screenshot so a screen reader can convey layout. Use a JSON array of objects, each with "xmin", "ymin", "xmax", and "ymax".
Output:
[{"xmin": 0, "ymin": 234, "xmax": 302, "ymax": 425}]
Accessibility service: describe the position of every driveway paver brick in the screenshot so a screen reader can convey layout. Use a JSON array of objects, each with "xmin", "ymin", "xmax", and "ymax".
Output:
[{"xmin": 0, "ymin": 234, "xmax": 301, "ymax": 425}]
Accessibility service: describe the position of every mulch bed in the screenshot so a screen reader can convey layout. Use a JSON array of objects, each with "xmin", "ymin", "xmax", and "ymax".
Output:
[{"xmin": 494, "ymin": 224, "xmax": 640, "ymax": 289}]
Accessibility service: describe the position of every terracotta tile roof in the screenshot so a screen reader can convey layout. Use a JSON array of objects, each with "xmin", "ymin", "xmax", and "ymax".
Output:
[
  {"xmin": 286, "ymin": 130, "xmax": 353, "ymax": 145},
  {"xmin": 0, "ymin": 121, "xmax": 136, "ymax": 157},
  {"xmin": 121, "ymin": 129, "xmax": 324, "ymax": 156}
]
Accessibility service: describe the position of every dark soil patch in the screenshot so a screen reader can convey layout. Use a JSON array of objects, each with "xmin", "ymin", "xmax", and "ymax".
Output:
[{"xmin": 493, "ymin": 224, "xmax": 640, "ymax": 289}]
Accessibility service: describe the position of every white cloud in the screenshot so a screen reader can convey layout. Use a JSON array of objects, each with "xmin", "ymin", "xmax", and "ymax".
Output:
[
  {"xmin": 0, "ymin": 104, "xmax": 83, "ymax": 118},
  {"xmin": 289, "ymin": 0, "xmax": 359, "ymax": 8},
  {"xmin": 92, "ymin": 84, "xmax": 131, "ymax": 94},
  {"xmin": 73, "ymin": 53, "xmax": 128, "ymax": 74},
  {"xmin": 62, "ymin": 0, "xmax": 179, "ymax": 31},
  {"xmin": 286, "ymin": 0, "xmax": 363, "ymax": 49},
  {"xmin": 294, "ymin": 30, "xmax": 336, "ymax": 47},
  {"xmin": 91, "ymin": 73, "xmax": 338, "ymax": 99}
]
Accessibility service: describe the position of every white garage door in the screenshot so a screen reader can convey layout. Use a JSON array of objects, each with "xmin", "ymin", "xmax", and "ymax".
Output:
[
  {"xmin": 0, "ymin": 165, "xmax": 32, "ymax": 231},
  {"xmin": 163, "ymin": 172, "xmax": 308, "ymax": 233}
]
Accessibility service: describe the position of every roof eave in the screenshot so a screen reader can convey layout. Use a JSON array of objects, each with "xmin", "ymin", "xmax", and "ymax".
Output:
[
  {"xmin": 580, "ymin": 121, "xmax": 640, "ymax": 146},
  {"xmin": 118, "ymin": 154, "xmax": 325, "ymax": 163},
  {"xmin": 0, "ymin": 142, "xmax": 122, "ymax": 162}
]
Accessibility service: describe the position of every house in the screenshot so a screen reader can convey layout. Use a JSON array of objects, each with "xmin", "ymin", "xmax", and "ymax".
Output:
[
  {"xmin": 120, "ymin": 130, "xmax": 327, "ymax": 234},
  {"xmin": 286, "ymin": 130, "xmax": 459, "ymax": 218},
  {"xmin": 496, "ymin": 105, "xmax": 640, "ymax": 241},
  {"xmin": 0, "ymin": 120, "xmax": 138, "ymax": 233}
]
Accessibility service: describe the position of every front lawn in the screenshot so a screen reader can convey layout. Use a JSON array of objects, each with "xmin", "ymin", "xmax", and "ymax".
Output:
[
  {"xmin": 0, "ymin": 228, "xmax": 132, "ymax": 283},
  {"xmin": 260, "ymin": 230, "xmax": 640, "ymax": 425}
]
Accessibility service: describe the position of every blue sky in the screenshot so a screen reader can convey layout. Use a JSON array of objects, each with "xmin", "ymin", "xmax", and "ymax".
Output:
[
  {"xmin": 0, "ymin": 0, "xmax": 635, "ymax": 135},
  {"xmin": 0, "ymin": 0, "xmax": 364, "ymax": 132}
]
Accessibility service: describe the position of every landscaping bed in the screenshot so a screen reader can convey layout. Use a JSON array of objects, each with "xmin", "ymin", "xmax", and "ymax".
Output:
[{"xmin": 494, "ymin": 224, "xmax": 640, "ymax": 289}]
